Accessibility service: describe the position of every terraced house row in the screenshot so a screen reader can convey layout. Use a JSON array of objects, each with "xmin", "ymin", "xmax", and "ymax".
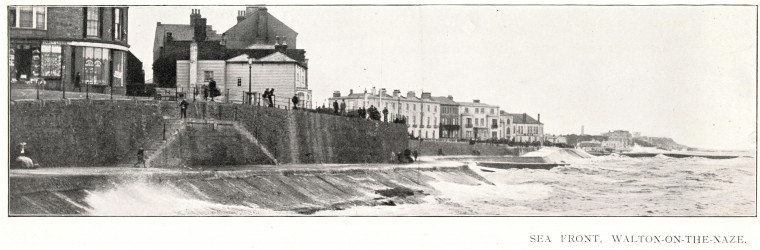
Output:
[{"xmin": 328, "ymin": 88, "xmax": 544, "ymax": 142}]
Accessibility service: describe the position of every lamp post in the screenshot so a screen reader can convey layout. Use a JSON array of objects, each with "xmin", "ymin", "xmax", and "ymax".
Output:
[{"xmin": 247, "ymin": 57, "xmax": 253, "ymax": 105}]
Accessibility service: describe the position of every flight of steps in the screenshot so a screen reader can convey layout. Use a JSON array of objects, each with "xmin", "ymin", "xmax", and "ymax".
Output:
[{"xmin": 115, "ymin": 118, "xmax": 185, "ymax": 168}]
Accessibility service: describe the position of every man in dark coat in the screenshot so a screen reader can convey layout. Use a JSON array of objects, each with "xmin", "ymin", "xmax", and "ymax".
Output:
[
  {"xmin": 333, "ymin": 100, "xmax": 339, "ymax": 114},
  {"xmin": 74, "ymin": 72, "xmax": 82, "ymax": 92},
  {"xmin": 268, "ymin": 88, "xmax": 275, "ymax": 107},
  {"xmin": 382, "ymin": 107, "xmax": 389, "ymax": 122},
  {"xmin": 292, "ymin": 94, "xmax": 299, "ymax": 110},
  {"xmin": 179, "ymin": 99, "xmax": 189, "ymax": 119},
  {"xmin": 135, "ymin": 147, "xmax": 145, "ymax": 168}
]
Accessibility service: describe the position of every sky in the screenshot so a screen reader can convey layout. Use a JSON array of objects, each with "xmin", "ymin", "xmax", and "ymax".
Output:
[{"xmin": 129, "ymin": 5, "xmax": 756, "ymax": 150}]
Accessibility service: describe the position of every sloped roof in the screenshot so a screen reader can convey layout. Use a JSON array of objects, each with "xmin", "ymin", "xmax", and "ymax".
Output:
[
  {"xmin": 226, "ymin": 51, "xmax": 297, "ymax": 63},
  {"xmin": 431, "ymin": 96, "xmax": 459, "ymax": 105},
  {"xmin": 505, "ymin": 112, "xmax": 542, "ymax": 124}
]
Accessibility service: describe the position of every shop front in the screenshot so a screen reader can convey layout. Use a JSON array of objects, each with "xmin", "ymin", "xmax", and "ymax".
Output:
[{"xmin": 9, "ymin": 40, "xmax": 128, "ymax": 94}]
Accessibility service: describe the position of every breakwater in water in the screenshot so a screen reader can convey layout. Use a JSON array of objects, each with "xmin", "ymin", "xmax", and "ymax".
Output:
[
  {"xmin": 9, "ymin": 163, "xmax": 491, "ymax": 215},
  {"xmin": 408, "ymin": 140, "xmax": 536, "ymax": 156}
]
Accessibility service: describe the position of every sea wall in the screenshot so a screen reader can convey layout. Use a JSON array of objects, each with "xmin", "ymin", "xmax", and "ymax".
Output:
[
  {"xmin": 408, "ymin": 140, "xmax": 537, "ymax": 156},
  {"xmin": 9, "ymin": 100, "xmax": 409, "ymax": 167},
  {"xmin": 150, "ymin": 124, "xmax": 276, "ymax": 168},
  {"xmin": 9, "ymin": 165, "xmax": 490, "ymax": 215},
  {"xmin": 9, "ymin": 100, "xmax": 165, "ymax": 167}
]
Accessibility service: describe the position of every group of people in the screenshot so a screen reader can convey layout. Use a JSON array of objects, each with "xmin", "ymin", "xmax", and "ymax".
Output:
[
  {"xmin": 393, "ymin": 149, "xmax": 419, "ymax": 163},
  {"xmin": 356, "ymin": 105, "xmax": 388, "ymax": 121}
]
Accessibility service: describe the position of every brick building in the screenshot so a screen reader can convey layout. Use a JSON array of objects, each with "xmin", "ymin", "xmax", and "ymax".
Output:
[
  {"xmin": 9, "ymin": 6, "xmax": 141, "ymax": 94},
  {"xmin": 431, "ymin": 95, "xmax": 460, "ymax": 139}
]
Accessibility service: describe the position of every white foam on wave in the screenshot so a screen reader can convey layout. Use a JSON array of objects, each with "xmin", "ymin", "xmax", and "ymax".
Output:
[{"xmin": 84, "ymin": 181, "xmax": 288, "ymax": 216}]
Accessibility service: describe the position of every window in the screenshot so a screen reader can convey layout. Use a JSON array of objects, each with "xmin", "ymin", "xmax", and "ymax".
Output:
[
  {"xmin": 465, "ymin": 108, "xmax": 469, "ymax": 113},
  {"xmin": 480, "ymin": 118, "xmax": 484, "ymax": 125},
  {"xmin": 413, "ymin": 104, "xmax": 416, "ymax": 111},
  {"xmin": 113, "ymin": 8, "xmax": 122, "ymax": 40},
  {"xmin": 9, "ymin": 7, "xmax": 46, "ymax": 29},
  {"xmin": 427, "ymin": 105, "xmax": 430, "ymax": 112},
  {"xmin": 237, "ymin": 78, "xmax": 242, "ymax": 86},
  {"xmin": 427, "ymin": 117, "xmax": 430, "ymax": 125},
  {"xmin": 9, "ymin": 7, "xmax": 16, "ymax": 27},
  {"xmin": 86, "ymin": 7, "xmax": 100, "ymax": 37},
  {"xmin": 435, "ymin": 106, "xmax": 437, "ymax": 112},
  {"xmin": 434, "ymin": 117, "xmax": 437, "ymax": 125},
  {"xmin": 204, "ymin": 71, "xmax": 214, "ymax": 81},
  {"xmin": 406, "ymin": 104, "xmax": 409, "ymax": 111},
  {"xmin": 491, "ymin": 109, "xmax": 494, "ymax": 114},
  {"xmin": 19, "ymin": 7, "xmax": 33, "ymax": 28},
  {"xmin": 475, "ymin": 119, "xmax": 479, "ymax": 125}
]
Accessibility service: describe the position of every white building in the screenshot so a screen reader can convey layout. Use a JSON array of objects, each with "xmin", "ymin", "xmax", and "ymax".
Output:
[
  {"xmin": 176, "ymin": 42, "xmax": 311, "ymax": 107},
  {"xmin": 458, "ymin": 100, "xmax": 500, "ymax": 139},
  {"xmin": 505, "ymin": 112, "xmax": 544, "ymax": 142},
  {"xmin": 328, "ymin": 88, "xmax": 440, "ymax": 139}
]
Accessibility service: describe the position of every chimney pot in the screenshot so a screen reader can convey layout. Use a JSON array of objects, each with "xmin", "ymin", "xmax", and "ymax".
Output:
[
  {"xmin": 371, "ymin": 87, "xmax": 376, "ymax": 95},
  {"xmin": 393, "ymin": 89, "xmax": 400, "ymax": 97},
  {"xmin": 350, "ymin": 89, "xmax": 353, "ymax": 95},
  {"xmin": 421, "ymin": 92, "xmax": 431, "ymax": 99},
  {"xmin": 447, "ymin": 95, "xmax": 453, "ymax": 100},
  {"xmin": 538, "ymin": 113, "xmax": 541, "ymax": 123},
  {"xmin": 407, "ymin": 91, "xmax": 416, "ymax": 98},
  {"xmin": 474, "ymin": 99, "xmax": 480, "ymax": 103}
]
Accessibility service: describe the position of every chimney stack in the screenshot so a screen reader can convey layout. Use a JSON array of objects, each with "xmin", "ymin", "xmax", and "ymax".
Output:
[
  {"xmin": 538, "ymin": 114, "xmax": 541, "ymax": 123},
  {"xmin": 447, "ymin": 95, "xmax": 453, "ymax": 100},
  {"xmin": 421, "ymin": 92, "xmax": 431, "ymax": 99},
  {"xmin": 380, "ymin": 88, "xmax": 387, "ymax": 96},
  {"xmin": 473, "ymin": 99, "xmax": 480, "ymax": 103},
  {"xmin": 274, "ymin": 36, "xmax": 288, "ymax": 52},
  {"xmin": 190, "ymin": 9, "xmax": 200, "ymax": 25},
  {"xmin": 393, "ymin": 89, "xmax": 400, "ymax": 97},
  {"xmin": 255, "ymin": 7, "xmax": 268, "ymax": 44},
  {"xmin": 237, "ymin": 10, "xmax": 246, "ymax": 23},
  {"xmin": 349, "ymin": 89, "xmax": 354, "ymax": 95},
  {"xmin": 371, "ymin": 87, "xmax": 376, "ymax": 95},
  {"xmin": 333, "ymin": 91, "xmax": 341, "ymax": 97},
  {"xmin": 407, "ymin": 91, "xmax": 416, "ymax": 98},
  {"xmin": 523, "ymin": 113, "xmax": 527, "ymax": 123}
]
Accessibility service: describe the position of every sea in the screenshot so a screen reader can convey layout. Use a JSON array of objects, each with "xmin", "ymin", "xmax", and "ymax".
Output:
[{"xmin": 82, "ymin": 150, "xmax": 756, "ymax": 216}]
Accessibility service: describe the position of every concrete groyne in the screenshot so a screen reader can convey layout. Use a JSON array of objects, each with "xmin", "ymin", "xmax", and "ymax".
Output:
[{"xmin": 9, "ymin": 164, "xmax": 492, "ymax": 215}]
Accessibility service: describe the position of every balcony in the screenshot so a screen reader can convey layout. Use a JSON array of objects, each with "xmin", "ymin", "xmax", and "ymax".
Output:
[
  {"xmin": 465, "ymin": 124, "xmax": 473, "ymax": 128},
  {"xmin": 427, "ymin": 125, "xmax": 431, "ymax": 128},
  {"xmin": 412, "ymin": 125, "xmax": 418, "ymax": 128},
  {"xmin": 434, "ymin": 125, "xmax": 438, "ymax": 129},
  {"xmin": 491, "ymin": 125, "xmax": 498, "ymax": 129}
]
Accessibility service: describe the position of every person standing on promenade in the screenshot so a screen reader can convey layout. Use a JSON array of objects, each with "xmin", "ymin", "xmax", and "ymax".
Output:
[
  {"xmin": 292, "ymin": 94, "xmax": 299, "ymax": 110},
  {"xmin": 382, "ymin": 107, "xmax": 389, "ymax": 122},
  {"xmin": 74, "ymin": 72, "xmax": 82, "ymax": 92},
  {"xmin": 179, "ymin": 99, "xmax": 189, "ymax": 119},
  {"xmin": 262, "ymin": 88, "xmax": 270, "ymax": 106},
  {"xmin": 413, "ymin": 150, "xmax": 419, "ymax": 161},
  {"xmin": 268, "ymin": 88, "xmax": 275, "ymax": 107}
]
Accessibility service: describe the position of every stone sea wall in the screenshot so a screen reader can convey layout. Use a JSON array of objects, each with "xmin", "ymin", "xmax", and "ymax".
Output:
[{"xmin": 9, "ymin": 100, "xmax": 409, "ymax": 167}]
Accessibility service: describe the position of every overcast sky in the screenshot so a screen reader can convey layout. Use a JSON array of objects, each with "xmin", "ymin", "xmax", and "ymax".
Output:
[{"xmin": 129, "ymin": 5, "xmax": 756, "ymax": 150}]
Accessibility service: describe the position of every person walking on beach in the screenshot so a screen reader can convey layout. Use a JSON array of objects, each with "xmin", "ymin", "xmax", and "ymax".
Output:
[
  {"xmin": 413, "ymin": 150, "xmax": 419, "ymax": 161},
  {"xmin": 179, "ymin": 99, "xmax": 189, "ymax": 119},
  {"xmin": 291, "ymin": 94, "xmax": 299, "ymax": 110},
  {"xmin": 135, "ymin": 147, "xmax": 146, "ymax": 168},
  {"xmin": 73, "ymin": 72, "xmax": 82, "ymax": 92}
]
